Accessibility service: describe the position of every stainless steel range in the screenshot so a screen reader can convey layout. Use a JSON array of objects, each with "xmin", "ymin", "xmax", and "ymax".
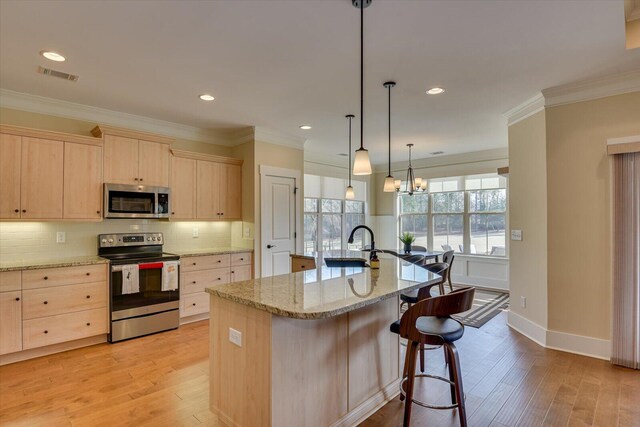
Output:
[{"xmin": 98, "ymin": 233, "xmax": 180, "ymax": 342}]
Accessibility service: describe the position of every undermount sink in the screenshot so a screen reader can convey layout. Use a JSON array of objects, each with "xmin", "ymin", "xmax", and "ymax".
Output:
[{"xmin": 324, "ymin": 258, "xmax": 369, "ymax": 268}]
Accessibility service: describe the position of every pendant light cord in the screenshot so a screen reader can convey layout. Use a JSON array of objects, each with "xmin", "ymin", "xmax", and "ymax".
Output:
[
  {"xmin": 388, "ymin": 84, "xmax": 391, "ymax": 176},
  {"xmin": 359, "ymin": 1, "xmax": 364, "ymax": 151},
  {"xmin": 348, "ymin": 116, "xmax": 353, "ymax": 187}
]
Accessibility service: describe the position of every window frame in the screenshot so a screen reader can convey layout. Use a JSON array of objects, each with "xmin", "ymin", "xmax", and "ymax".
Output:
[{"xmin": 304, "ymin": 197, "xmax": 367, "ymax": 253}]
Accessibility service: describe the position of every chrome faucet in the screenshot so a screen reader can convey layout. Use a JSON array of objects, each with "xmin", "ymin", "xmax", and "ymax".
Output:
[{"xmin": 347, "ymin": 225, "xmax": 377, "ymax": 260}]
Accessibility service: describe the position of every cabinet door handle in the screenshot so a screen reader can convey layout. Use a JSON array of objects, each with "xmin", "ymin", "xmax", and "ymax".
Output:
[
  {"xmin": 192, "ymin": 303, "xmax": 196, "ymax": 306},
  {"xmin": 217, "ymin": 260, "xmax": 221, "ymax": 263},
  {"xmin": 44, "ymin": 330, "xmax": 48, "ymax": 334},
  {"xmin": 96, "ymin": 210, "xmax": 101, "ymax": 215},
  {"xmin": 240, "ymin": 258, "xmax": 244, "ymax": 261},
  {"xmin": 86, "ymin": 295, "xmax": 91, "ymax": 299},
  {"xmin": 44, "ymin": 301, "xmax": 48, "ymax": 305},
  {"xmin": 192, "ymin": 262, "xmax": 197, "ymax": 266},
  {"xmin": 86, "ymin": 272, "xmax": 91, "ymax": 276},
  {"xmin": 14, "ymin": 209, "xmax": 19, "ymax": 213},
  {"xmin": 192, "ymin": 281, "xmax": 196, "ymax": 284},
  {"xmin": 44, "ymin": 276, "xmax": 48, "ymax": 280},
  {"xmin": 22, "ymin": 209, "xmax": 26, "ymax": 213},
  {"xmin": 139, "ymin": 178, "xmax": 143, "ymax": 182},
  {"xmin": 134, "ymin": 178, "xmax": 139, "ymax": 181},
  {"xmin": 15, "ymin": 297, "xmax": 20, "ymax": 301},
  {"xmin": 172, "ymin": 212, "xmax": 175, "ymax": 215},
  {"xmin": 231, "ymin": 271, "xmax": 234, "ymax": 274},
  {"xmin": 86, "ymin": 323, "xmax": 91, "ymax": 326}
]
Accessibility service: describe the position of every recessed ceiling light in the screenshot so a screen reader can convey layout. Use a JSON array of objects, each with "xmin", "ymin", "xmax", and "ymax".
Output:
[
  {"xmin": 299, "ymin": 125, "xmax": 312, "ymax": 130},
  {"xmin": 40, "ymin": 51, "xmax": 65, "ymax": 62},
  {"xmin": 426, "ymin": 87, "xmax": 445, "ymax": 95},
  {"xmin": 199, "ymin": 94, "xmax": 215, "ymax": 101}
]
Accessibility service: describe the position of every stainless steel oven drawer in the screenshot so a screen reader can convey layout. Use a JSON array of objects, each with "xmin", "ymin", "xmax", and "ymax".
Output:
[{"xmin": 110, "ymin": 309, "xmax": 179, "ymax": 342}]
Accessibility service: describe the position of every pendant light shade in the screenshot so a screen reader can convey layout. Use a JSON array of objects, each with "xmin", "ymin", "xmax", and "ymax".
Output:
[
  {"xmin": 346, "ymin": 186, "xmax": 355, "ymax": 199},
  {"xmin": 353, "ymin": 148, "xmax": 372, "ymax": 175},
  {"xmin": 383, "ymin": 176, "xmax": 396, "ymax": 192}
]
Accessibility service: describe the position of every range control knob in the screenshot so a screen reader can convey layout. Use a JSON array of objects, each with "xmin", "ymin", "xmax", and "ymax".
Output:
[
  {"xmin": 148, "ymin": 237, "xmax": 152, "ymax": 241},
  {"xmin": 108, "ymin": 239, "xmax": 114, "ymax": 243},
  {"xmin": 152, "ymin": 237, "xmax": 157, "ymax": 241},
  {"xmin": 101, "ymin": 239, "xmax": 107, "ymax": 244}
]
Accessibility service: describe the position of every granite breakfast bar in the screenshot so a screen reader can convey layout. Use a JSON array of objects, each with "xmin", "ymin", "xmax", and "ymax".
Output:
[{"xmin": 205, "ymin": 252, "xmax": 441, "ymax": 427}]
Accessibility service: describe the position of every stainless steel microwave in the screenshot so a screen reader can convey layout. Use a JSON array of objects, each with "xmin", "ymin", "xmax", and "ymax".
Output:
[{"xmin": 104, "ymin": 184, "xmax": 171, "ymax": 219}]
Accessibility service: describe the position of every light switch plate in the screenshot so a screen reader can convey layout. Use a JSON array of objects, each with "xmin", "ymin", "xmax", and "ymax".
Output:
[
  {"xmin": 56, "ymin": 231, "xmax": 66, "ymax": 243},
  {"xmin": 511, "ymin": 229, "xmax": 522, "ymax": 241},
  {"xmin": 192, "ymin": 227, "xmax": 199, "ymax": 238},
  {"xmin": 229, "ymin": 328, "xmax": 242, "ymax": 347},
  {"xmin": 520, "ymin": 296, "xmax": 526, "ymax": 308}
]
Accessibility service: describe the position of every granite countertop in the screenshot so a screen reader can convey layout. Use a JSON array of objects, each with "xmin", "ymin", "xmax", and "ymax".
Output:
[
  {"xmin": 206, "ymin": 251, "xmax": 441, "ymax": 320},
  {"xmin": 171, "ymin": 247, "xmax": 253, "ymax": 257},
  {"xmin": 0, "ymin": 256, "xmax": 109, "ymax": 272}
]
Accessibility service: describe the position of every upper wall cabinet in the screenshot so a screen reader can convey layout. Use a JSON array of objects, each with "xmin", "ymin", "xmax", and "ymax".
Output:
[
  {"xmin": 0, "ymin": 125, "xmax": 103, "ymax": 221},
  {"xmin": 92, "ymin": 125, "xmax": 172, "ymax": 187},
  {"xmin": 171, "ymin": 149, "xmax": 243, "ymax": 221}
]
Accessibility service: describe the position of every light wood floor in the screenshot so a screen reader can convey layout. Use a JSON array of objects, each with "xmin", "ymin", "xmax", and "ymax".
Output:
[{"xmin": 0, "ymin": 312, "xmax": 638, "ymax": 427}]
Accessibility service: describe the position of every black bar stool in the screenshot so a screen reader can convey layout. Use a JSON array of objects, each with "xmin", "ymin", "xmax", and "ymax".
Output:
[{"xmin": 390, "ymin": 286, "xmax": 475, "ymax": 426}]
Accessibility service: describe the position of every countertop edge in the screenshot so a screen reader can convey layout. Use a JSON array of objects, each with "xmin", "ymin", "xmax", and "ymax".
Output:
[
  {"xmin": 172, "ymin": 248, "xmax": 254, "ymax": 257},
  {"xmin": 0, "ymin": 258, "xmax": 109, "ymax": 272},
  {"xmin": 206, "ymin": 276, "xmax": 441, "ymax": 320}
]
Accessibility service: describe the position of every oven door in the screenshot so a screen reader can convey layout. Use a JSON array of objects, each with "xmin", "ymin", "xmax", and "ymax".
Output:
[{"xmin": 110, "ymin": 261, "xmax": 180, "ymax": 319}]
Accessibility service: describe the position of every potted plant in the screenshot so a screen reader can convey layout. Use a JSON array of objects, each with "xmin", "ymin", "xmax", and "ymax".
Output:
[{"xmin": 399, "ymin": 232, "xmax": 416, "ymax": 254}]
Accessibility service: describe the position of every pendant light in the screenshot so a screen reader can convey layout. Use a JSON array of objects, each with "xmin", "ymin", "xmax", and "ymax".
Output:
[
  {"xmin": 383, "ymin": 81, "xmax": 396, "ymax": 192},
  {"xmin": 345, "ymin": 114, "xmax": 355, "ymax": 199},
  {"xmin": 352, "ymin": 0, "xmax": 372, "ymax": 175}
]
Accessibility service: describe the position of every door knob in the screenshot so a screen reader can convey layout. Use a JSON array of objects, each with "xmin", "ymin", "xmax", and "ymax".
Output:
[{"xmin": 266, "ymin": 244, "xmax": 276, "ymax": 249}]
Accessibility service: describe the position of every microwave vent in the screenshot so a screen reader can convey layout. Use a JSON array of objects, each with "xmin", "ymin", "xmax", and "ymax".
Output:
[{"xmin": 37, "ymin": 66, "xmax": 79, "ymax": 82}]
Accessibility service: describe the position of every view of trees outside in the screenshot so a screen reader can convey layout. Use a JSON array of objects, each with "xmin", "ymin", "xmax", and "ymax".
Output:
[
  {"xmin": 397, "ymin": 175, "xmax": 507, "ymax": 256},
  {"xmin": 469, "ymin": 189, "xmax": 507, "ymax": 255},
  {"xmin": 304, "ymin": 198, "xmax": 365, "ymax": 253}
]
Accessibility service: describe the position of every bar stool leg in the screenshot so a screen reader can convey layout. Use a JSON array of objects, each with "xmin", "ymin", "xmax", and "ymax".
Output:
[
  {"xmin": 400, "ymin": 339, "xmax": 412, "ymax": 402},
  {"xmin": 446, "ymin": 347, "xmax": 457, "ymax": 405},
  {"xmin": 403, "ymin": 341, "xmax": 419, "ymax": 427},
  {"xmin": 445, "ymin": 343, "xmax": 467, "ymax": 427}
]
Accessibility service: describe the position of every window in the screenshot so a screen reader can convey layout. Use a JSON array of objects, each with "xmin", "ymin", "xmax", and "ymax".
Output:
[
  {"xmin": 304, "ymin": 198, "xmax": 366, "ymax": 253},
  {"xmin": 397, "ymin": 173, "xmax": 507, "ymax": 257}
]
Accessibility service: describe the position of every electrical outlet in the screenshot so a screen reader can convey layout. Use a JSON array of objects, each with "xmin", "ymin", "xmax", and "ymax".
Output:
[
  {"xmin": 229, "ymin": 328, "xmax": 242, "ymax": 347},
  {"xmin": 192, "ymin": 227, "xmax": 199, "ymax": 238},
  {"xmin": 520, "ymin": 296, "xmax": 526, "ymax": 308},
  {"xmin": 511, "ymin": 229, "xmax": 523, "ymax": 241},
  {"xmin": 56, "ymin": 231, "xmax": 66, "ymax": 243}
]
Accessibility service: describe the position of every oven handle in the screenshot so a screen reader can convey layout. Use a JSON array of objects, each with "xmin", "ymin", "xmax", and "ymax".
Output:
[{"xmin": 111, "ymin": 261, "xmax": 180, "ymax": 272}]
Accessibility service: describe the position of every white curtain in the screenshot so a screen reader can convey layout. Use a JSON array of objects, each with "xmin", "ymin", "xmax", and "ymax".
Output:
[{"xmin": 611, "ymin": 152, "xmax": 640, "ymax": 369}]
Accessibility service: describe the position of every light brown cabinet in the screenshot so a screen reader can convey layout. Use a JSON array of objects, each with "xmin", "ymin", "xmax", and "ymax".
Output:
[
  {"xmin": 171, "ymin": 150, "xmax": 242, "ymax": 221},
  {"xmin": 179, "ymin": 252, "xmax": 252, "ymax": 320},
  {"xmin": 0, "ymin": 291, "xmax": 22, "ymax": 355},
  {"xmin": 0, "ymin": 126, "xmax": 103, "ymax": 221},
  {"xmin": 64, "ymin": 142, "xmax": 103, "ymax": 219},
  {"xmin": 170, "ymin": 156, "xmax": 196, "ymax": 219},
  {"xmin": 95, "ymin": 126, "xmax": 172, "ymax": 187}
]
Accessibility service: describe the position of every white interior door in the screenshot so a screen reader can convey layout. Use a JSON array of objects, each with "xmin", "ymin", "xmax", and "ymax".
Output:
[{"xmin": 262, "ymin": 174, "xmax": 296, "ymax": 277}]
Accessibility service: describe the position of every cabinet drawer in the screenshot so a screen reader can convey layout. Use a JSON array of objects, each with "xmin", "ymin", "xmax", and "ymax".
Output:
[
  {"xmin": 0, "ymin": 271, "xmax": 21, "ymax": 292},
  {"xmin": 230, "ymin": 265, "xmax": 252, "ymax": 283},
  {"xmin": 180, "ymin": 255, "xmax": 230, "ymax": 272},
  {"xmin": 0, "ymin": 291, "xmax": 22, "ymax": 355},
  {"xmin": 22, "ymin": 264, "xmax": 107, "ymax": 290},
  {"xmin": 23, "ymin": 308, "xmax": 107, "ymax": 350},
  {"xmin": 22, "ymin": 281, "xmax": 107, "ymax": 320},
  {"xmin": 230, "ymin": 252, "xmax": 252, "ymax": 266},
  {"xmin": 181, "ymin": 292, "xmax": 210, "ymax": 317},
  {"xmin": 182, "ymin": 268, "xmax": 229, "ymax": 294}
]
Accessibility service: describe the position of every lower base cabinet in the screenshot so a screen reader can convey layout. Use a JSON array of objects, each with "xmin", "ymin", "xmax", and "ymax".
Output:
[
  {"xmin": 23, "ymin": 308, "xmax": 107, "ymax": 350},
  {"xmin": 180, "ymin": 252, "xmax": 252, "ymax": 319},
  {"xmin": 0, "ymin": 290, "xmax": 22, "ymax": 355}
]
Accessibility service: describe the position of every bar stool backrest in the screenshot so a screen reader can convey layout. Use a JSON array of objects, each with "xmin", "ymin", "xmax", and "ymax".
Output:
[{"xmin": 399, "ymin": 287, "xmax": 475, "ymax": 343}]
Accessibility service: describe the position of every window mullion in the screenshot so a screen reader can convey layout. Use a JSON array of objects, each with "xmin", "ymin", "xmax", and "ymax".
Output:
[{"xmin": 463, "ymin": 190, "xmax": 470, "ymax": 255}]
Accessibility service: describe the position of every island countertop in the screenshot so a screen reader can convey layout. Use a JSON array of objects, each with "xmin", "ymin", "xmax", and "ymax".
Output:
[{"xmin": 205, "ymin": 251, "xmax": 440, "ymax": 319}]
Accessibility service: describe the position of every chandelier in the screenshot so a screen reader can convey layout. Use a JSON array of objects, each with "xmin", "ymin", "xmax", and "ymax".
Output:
[{"xmin": 395, "ymin": 144, "xmax": 427, "ymax": 196}]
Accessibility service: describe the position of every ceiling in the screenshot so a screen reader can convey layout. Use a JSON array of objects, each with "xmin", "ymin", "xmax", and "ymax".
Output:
[{"xmin": 1, "ymin": 0, "xmax": 638, "ymax": 164}]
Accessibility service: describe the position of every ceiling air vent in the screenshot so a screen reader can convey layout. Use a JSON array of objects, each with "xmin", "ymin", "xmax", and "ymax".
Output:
[
  {"xmin": 430, "ymin": 151, "xmax": 444, "ymax": 155},
  {"xmin": 37, "ymin": 66, "xmax": 79, "ymax": 82}
]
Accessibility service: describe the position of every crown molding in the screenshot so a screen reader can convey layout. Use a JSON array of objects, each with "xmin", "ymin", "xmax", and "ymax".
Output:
[
  {"xmin": 171, "ymin": 148, "xmax": 243, "ymax": 165},
  {"xmin": 0, "ymin": 88, "xmax": 239, "ymax": 146},
  {"xmin": 254, "ymin": 126, "xmax": 306, "ymax": 150},
  {"xmin": 542, "ymin": 70, "xmax": 640, "ymax": 107},
  {"xmin": 503, "ymin": 93, "xmax": 545, "ymax": 126}
]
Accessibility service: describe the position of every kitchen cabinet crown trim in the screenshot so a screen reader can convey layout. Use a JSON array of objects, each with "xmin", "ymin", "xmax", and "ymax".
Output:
[
  {"xmin": 171, "ymin": 149, "xmax": 243, "ymax": 166},
  {"xmin": 0, "ymin": 124, "xmax": 102, "ymax": 146},
  {"xmin": 91, "ymin": 125, "xmax": 174, "ymax": 145}
]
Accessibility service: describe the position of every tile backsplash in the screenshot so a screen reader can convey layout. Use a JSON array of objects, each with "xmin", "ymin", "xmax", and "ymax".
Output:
[{"xmin": 0, "ymin": 220, "xmax": 237, "ymax": 263}]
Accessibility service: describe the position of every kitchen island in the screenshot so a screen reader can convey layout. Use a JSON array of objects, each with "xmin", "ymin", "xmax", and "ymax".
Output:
[{"xmin": 205, "ymin": 252, "xmax": 440, "ymax": 427}]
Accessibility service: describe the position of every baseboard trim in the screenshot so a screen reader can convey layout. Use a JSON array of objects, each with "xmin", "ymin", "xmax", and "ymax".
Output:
[
  {"xmin": 546, "ymin": 330, "xmax": 611, "ymax": 361},
  {"xmin": 0, "ymin": 334, "xmax": 107, "ymax": 366},
  {"xmin": 507, "ymin": 311, "xmax": 611, "ymax": 361},
  {"xmin": 331, "ymin": 378, "xmax": 401, "ymax": 427},
  {"xmin": 180, "ymin": 312, "xmax": 209, "ymax": 325},
  {"xmin": 507, "ymin": 311, "xmax": 547, "ymax": 347}
]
